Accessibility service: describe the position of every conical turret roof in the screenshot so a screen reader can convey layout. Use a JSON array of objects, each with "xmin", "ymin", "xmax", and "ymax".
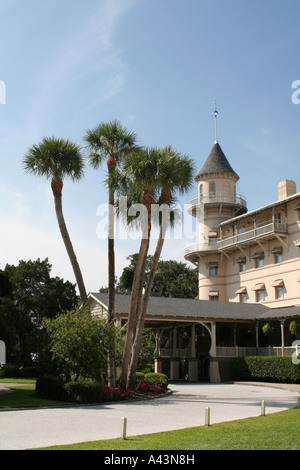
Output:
[{"xmin": 195, "ymin": 142, "xmax": 239, "ymax": 181}]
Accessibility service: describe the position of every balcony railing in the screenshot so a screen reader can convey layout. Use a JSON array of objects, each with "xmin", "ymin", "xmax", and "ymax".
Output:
[
  {"xmin": 218, "ymin": 221, "xmax": 288, "ymax": 250},
  {"xmin": 185, "ymin": 221, "xmax": 288, "ymax": 257},
  {"xmin": 188, "ymin": 193, "xmax": 247, "ymax": 214}
]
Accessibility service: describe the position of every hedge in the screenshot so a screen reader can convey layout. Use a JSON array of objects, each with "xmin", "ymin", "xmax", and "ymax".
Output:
[
  {"xmin": 234, "ymin": 356, "xmax": 300, "ymax": 383},
  {"xmin": 35, "ymin": 375, "xmax": 103, "ymax": 403}
]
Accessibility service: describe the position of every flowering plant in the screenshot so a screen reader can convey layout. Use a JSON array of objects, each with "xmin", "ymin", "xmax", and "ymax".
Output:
[
  {"xmin": 103, "ymin": 385, "xmax": 134, "ymax": 401},
  {"xmin": 136, "ymin": 382, "xmax": 165, "ymax": 393}
]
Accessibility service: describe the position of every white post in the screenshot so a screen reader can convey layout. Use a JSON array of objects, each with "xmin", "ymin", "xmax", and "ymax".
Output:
[
  {"xmin": 121, "ymin": 417, "xmax": 127, "ymax": 439},
  {"xmin": 296, "ymin": 396, "xmax": 300, "ymax": 409},
  {"xmin": 205, "ymin": 407, "xmax": 210, "ymax": 426},
  {"xmin": 261, "ymin": 400, "xmax": 266, "ymax": 416}
]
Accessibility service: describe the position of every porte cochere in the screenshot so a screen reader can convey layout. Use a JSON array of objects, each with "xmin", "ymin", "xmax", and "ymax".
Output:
[{"xmin": 88, "ymin": 293, "xmax": 300, "ymax": 383}]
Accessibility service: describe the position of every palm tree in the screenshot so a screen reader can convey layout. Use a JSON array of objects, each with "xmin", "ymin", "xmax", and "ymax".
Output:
[
  {"xmin": 113, "ymin": 147, "xmax": 162, "ymax": 389},
  {"xmin": 84, "ymin": 119, "xmax": 139, "ymax": 387},
  {"xmin": 23, "ymin": 137, "xmax": 87, "ymax": 304},
  {"xmin": 126, "ymin": 147, "xmax": 195, "ymax": 388},
  {"xmin": 114, "ymin": 146, "xmax": 194, "ymax": 389}
]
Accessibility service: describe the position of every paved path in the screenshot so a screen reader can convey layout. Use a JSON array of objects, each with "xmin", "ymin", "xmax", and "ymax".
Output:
[{"xmin": 0, "ymin": 382, "xmax": 299, "ymax": 450}]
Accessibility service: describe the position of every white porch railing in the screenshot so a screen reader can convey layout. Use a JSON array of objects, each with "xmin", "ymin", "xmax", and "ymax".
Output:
[{"xmin": 216, "ymin": 346, "xmax": 298, "ymax": 357}]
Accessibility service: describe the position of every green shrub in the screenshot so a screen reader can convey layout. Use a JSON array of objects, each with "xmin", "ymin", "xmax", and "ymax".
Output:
[
  {"xmin": 64, "ymin": 377, "xmax": 104, "ymax": 404},
  {"xmin": 35, "ymin": 375, "xmax": 68, "ymax": 401},
  {"xmin": 144, "ymin": 372, "xmax": 168, "ymax": 390},
  {"xmin": 2, "ymin": 365, "xmax": 40, "ymax": 378},
  {"xmin": 135, "ymin": 372, "xmax": 145, "ymax": 383},
  {"xmin": 234, "ymin": 356, "xmax": 300, "ymax": 383}
]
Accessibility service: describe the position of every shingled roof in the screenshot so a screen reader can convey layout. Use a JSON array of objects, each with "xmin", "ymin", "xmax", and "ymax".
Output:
[
  {"xmin": 195, "ymin": 142, "xmax": 239, "ymax": 181},
  {"xmin": 88, "ymin": 292, "xmax": 300, "ymax": 322}
]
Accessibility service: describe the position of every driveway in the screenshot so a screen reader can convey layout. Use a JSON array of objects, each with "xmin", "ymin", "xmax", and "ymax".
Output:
[{"xmin": 0, "ymin": 382, "xmax": 298, "ymax": 450}]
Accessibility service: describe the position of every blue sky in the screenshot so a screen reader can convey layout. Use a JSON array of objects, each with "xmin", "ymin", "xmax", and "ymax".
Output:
[{"xmin": 0, "ymin": 0, "xmax": 300, "ymax": 292}]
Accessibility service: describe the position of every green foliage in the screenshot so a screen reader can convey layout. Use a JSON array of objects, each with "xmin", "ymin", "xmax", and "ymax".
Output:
[
  {"xmin": 36, "ymin": 375, "xmax": 103, "ymax": 403},
  {"xmin": 234, "ymin": 356, "xmax": 300, "ymax": 383},
  {"xmin": 289, "ymin": 320, "xmax": 300, "ymax": 336},
  {"xmin": 64, "ymin": 377, "xmax": 104, "ymax": 403},
  {"xmin": 117, "ymin": 254, "xmax": 198, "ymax": 299},
  {"xmin": 143, "ymin": 372, "xmax": 168, "ymax": 390},
  {"xmin": 44, "ymin": 308, "xmax": 119, "ymax": 381},
  {"xmin": 35, "ymin": 375, "xmax": 68, "ymax": 401},
  {"xmin": 0, "ymin": 259, "xmax": 77, "ymax": 367},
  {"xmin": 262, "ymin": 322, "xmax": 276, "ymax": 336},
  {"xmin": 1, "ymin": 365, "xmax": 39, "ymax": 379}
]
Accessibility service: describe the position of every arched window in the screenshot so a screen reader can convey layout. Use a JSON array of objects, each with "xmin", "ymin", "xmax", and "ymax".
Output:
[{"xmin": 209, "ymin": 182, "xmax": 216, "ymax": 198}]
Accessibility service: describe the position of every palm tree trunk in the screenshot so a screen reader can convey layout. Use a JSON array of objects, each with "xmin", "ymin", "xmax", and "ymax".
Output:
[
  {"xmin": 120, "ymin": 197, "xmax": 152, "ymax": 390},
  {"xmin": 107, "ymin": 155, "xmax": 117, "ymax": 387},
  {"xmin": 51, "ymin": 176, "xmax": 87, "ymax": 305},
  {"xmin": 127, "ymin": 221, "xmax": 166, "ymax": 389},
  {"xmin": 126, "ymin": 192, "xmax": 171, "ymax": 389}
]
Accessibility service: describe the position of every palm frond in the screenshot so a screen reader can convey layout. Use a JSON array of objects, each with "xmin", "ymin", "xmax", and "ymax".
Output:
[{"xmin": 23, "ymin": 137, "xmax": 85, "ymax": 182}]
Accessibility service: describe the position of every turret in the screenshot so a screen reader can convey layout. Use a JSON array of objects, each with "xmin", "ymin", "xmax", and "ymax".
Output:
[{"xmin": 185, "ymin": 105, "xmax": 247, "ymax": 300}]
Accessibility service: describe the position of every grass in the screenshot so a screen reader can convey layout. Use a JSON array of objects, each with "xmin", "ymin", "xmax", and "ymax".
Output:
[{"xmin": 0, "ymin": 382, "xmax": 71, "ymax": 409}]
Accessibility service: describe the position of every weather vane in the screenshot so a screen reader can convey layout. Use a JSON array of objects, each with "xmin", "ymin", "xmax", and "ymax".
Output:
[{"xmin": 212, "ymin": 101, "xmax": 218, "ymax": 143}]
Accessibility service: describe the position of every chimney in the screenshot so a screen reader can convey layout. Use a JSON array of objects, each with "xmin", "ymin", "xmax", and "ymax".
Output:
[{"xmin": 278, "ymin": 180, "xmax": 297, "ymax": 200}]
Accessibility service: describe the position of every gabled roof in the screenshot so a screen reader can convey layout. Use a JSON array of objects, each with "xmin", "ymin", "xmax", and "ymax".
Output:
[
  {"xmin": 88, "ymin": 292, "xmax": 300, "ymax": 322},
  {"xmin": 195, "ymin": 142, "xmax": 239, "ymax": 181}
]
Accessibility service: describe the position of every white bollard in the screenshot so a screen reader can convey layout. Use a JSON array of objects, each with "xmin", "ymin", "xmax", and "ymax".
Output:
[
  {"xmin": 261, "ymin": 400, "xmax": 266, "ymax": 416},
  {"xmin": 121, "ymin": 417, "xmax": 127, "ymax": 439},
  {"xmin": 205, "ymin": 407, "xmax": 210, "ymax": 426},
  {"xmin": 296, "ymin": 396, "xmax": 300, "ymax": 409}
]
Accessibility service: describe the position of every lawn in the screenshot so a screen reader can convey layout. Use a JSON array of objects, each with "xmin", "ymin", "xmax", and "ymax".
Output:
[
  {"xmin": 0, "ymin": 383, "xmax": 71, "ymax": 409},
  {"xmin": 38, "ymin": 408, "xmax": 300, "ymax": 450}
]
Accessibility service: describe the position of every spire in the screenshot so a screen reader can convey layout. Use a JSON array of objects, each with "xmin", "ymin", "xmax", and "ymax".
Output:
[{"xmin": 212, "ymin": 101, "xmax": 218, "ymax": 143}]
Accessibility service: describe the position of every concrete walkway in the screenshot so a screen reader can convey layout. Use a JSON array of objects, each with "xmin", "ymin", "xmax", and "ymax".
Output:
[{"xmin": 0, "ymin": 382, "xmax": 299, "ymax": 450}]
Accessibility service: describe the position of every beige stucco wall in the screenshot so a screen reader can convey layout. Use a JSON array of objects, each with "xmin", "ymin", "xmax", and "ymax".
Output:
[{"xmin": 197, "ymin": 194, "xmax": 300, "ymax": 307}]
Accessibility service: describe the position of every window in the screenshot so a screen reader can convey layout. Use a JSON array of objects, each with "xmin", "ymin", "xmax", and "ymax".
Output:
[
  {"xmin": 209, "ymin": 182, "xmax": 216, "ymax": 198},
  {"xmin": 271, "ymin": 246, "xmax": 283, "ymax": 264},
  {"xmin": 272, "ymin": 279, "xmax": 284, "ymax": 299},
  {"xmin": 252, "ymin": 251, "xmax": 264, "ymax": 268},
  {"xmin": 256, "ymin": 289, "xmax": 266, "ymax": 302},
  {"xmin": 239, "ymin": 261, "xmax": 246, "ymax": 272},
  {"xmin": 209, "ymin": 291, "xmax": 219, "ymax": 301},
  {"xmin": 275, "ymin": 286, "xmax": 284, "ymax": 299},
  {"xmin": 274, "ymin": 212, "xmax": 282, "ymax": 224},
  {"xmin": 199, "ymin": 184, "xmax": 203, "ymax": 201},
  {"xmin": 236, "ymin": 256, "xmax": 246, "ymax": 272},
  {"xmin": 256, "ymin": 257, "xmax": 264, "ymax": 268},
  {"xmin": 209, "ymin": 262, "xmax": 218, "ymax": 276},
  {"xmin": 253, "ymin": 283, "xmax": 266, "ymax": 302},
  {"xmin": 236, "ymin": 287, "xmax": 247, "ymax": 303}
]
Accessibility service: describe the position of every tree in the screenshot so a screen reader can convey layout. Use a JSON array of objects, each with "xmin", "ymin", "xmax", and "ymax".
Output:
[
  {"xmin": 23, "ymin": 137, "xmax": 87, "ymax": 304},
  {"xmin": 126, "ymin": 147, "xmax": 194, "ymax": 388},
  {"xmin": 0, "ymin": 259, "xmax": 78, "ymax": 366},
  {"xmin": 118, "ymin": 256, "xmax": 198, "ymax": 298},
  {"xmin": 113, "ymin": 146, "xmax": 194, "ymax": 389},
  {"xmin": 44, "ymin": 308, "xmax": 119, "ymax": 383},
  {"xmin": 84, "ymin": 119, "xmax": 139, "ymax": 386}
]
